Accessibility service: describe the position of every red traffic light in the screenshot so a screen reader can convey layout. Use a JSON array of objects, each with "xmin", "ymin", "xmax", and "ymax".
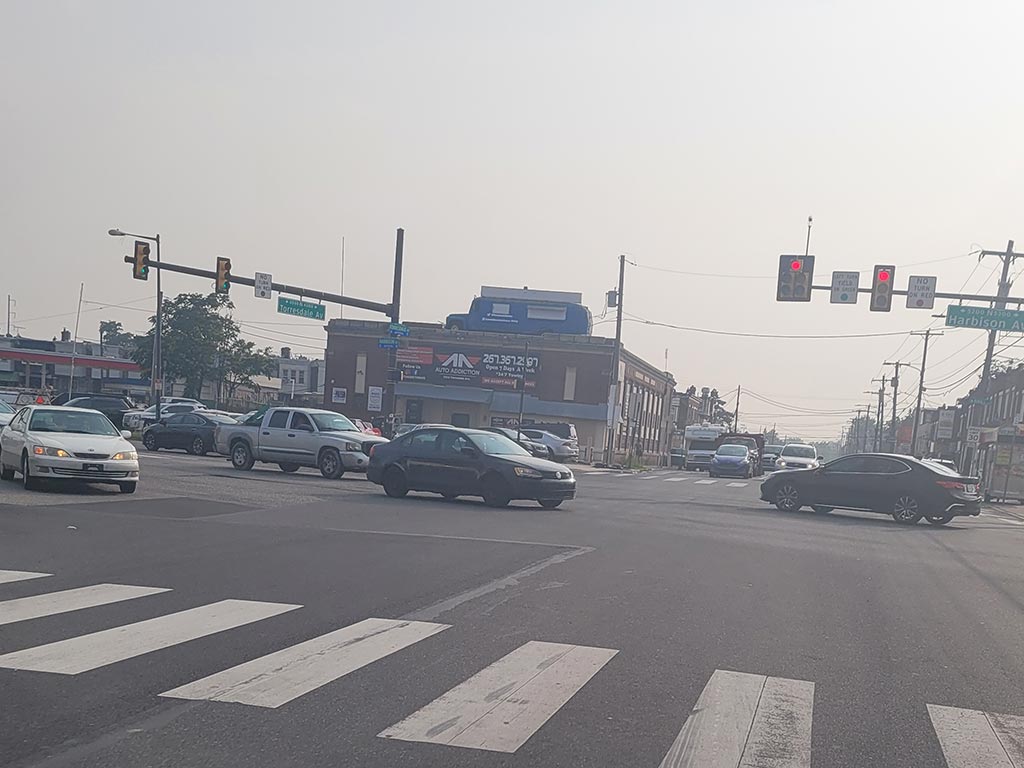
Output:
[
  {"xmin": 790, "ymin": 259, "xmax": 803, "ymax": 271},
  {"xmin": 877, "ymin": 269, "xmax": 891, "ymax": 282}
]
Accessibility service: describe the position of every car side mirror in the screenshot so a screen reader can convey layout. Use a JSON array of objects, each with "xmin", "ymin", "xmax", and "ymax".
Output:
[
  {"xmin": 460, "ymin": 446, "xmax": 477, "ymax": 457},
  {"xmin": 121, "ymin": 430, "xmax": 133, "ymax": 439}
]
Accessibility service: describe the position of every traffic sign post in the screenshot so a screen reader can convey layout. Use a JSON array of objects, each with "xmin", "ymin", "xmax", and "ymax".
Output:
[
  {"xmin": 830, "ymin": 271, "xmax": 859, "ymax": 304},
  {"xmin": 254, "ymin": 272, "xmax": 273, "ymax": 299},
  {"xmin": 906, "ymin": 276, "xmax": 937, "ymax": 309},
  {"xmin": 277, "ymin": 296, "xmax": 326, "ymax": 321}
]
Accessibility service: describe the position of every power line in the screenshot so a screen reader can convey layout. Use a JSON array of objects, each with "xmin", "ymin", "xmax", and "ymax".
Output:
[{"xmin": 621, "ymin": 314, "xmax": 915, "ymax": 340}]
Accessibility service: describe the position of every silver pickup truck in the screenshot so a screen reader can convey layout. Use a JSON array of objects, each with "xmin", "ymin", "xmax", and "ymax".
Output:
[{"xmin": 214, "ymin": 407, "xmax": 388, "ymax": 478}]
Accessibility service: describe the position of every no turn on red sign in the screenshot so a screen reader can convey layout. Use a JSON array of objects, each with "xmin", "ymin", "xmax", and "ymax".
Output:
[{"xmin": 906, "ymin": 276, "xmax": 937, "ymax": 309}]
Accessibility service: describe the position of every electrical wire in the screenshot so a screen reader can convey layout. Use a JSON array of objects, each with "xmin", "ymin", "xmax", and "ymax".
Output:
[{"xmin": 621, "ymin": 314, "xmax": 915, "ymax": 340}]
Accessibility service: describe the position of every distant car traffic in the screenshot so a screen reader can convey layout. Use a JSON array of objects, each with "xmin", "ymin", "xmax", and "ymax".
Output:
[
  {"xmin": 367, "ymin": 426, "xmax": 576, "ymax": 508},
  {"xmin": 0, "ymin": 400, "xmax": 14, "ymax": 429},
  {"xmin": 520, "ymin": 429, "xmax": 579, "ymax": 462},
  {"xmin": 215, "ymin": 407, "xmax": 388, "ymax": 478},
  {"xmin": 393, "ymin": 423, "xmax": 450, "ymax": 438},
  {"xmin": 143, "ymin": 411, "xmax": 239, "ymax": 455},
  {"xmin": 123, "ymin": 401, "xmax": 206, "ymax": 431},
  {"xmin": 523, "ymin": 421, "xmax": 578, "ymax": 441},
  {"xmin": 64, "ymin": 394, "xmax": 137, "ymax": 429},
  {"xmin": 776, "ymin": 443, "xmax": 821, "ymax": 470},
  {"xmin": 479, "ymin": 426, "xmax": 550, "ymax": 458},
  {"xmin": 709, "ymin": 444, "xmax": 756, "ymax": 478},
  {"xmin": 761, "ymin": 444, "xmax": 784, "ymax": 471},
  {"xmin": 759, "ymin": 453, "xmax": 981, "ymax": 525},
  {"xmin": 0, "ymin": 405, "xmax": 139, "ymax": 493}
]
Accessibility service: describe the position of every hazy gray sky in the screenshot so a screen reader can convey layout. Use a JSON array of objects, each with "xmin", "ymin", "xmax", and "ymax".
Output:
[{"xmin": 3, "ymin": 1, "xmax": 1022, "ymax": 438}]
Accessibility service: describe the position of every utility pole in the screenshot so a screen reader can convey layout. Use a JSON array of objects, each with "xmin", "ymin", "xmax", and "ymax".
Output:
[
  {"xmin": 604, "ymin": 254, "xmax": 626, "ymax": 466},
  {"xmin": 734, "ymin": 385, "xmax": 742, "ymax": 431},
  {"xmin": 386, "ymin": 228, "xmax": 404, "ymax": 436},
  {"xmin": 980, "ymin": 241, "xmax": 1020, "ymax": 385},
  {"xmin": 909, "ymin": 329, "xmax": 943, "ymax": 456},
  {"xmin": 854, "ymin": 408, "xmax": 863, "ymax": 454},
  {"xmin": 5, "ymin": 295, "xmax": 11, "ymax": 337},
  {"xmin": 884, "ymin": 362, "xmax": 902, "ymax": 452},
  {"xmin": 517, "ymin": 339, "xmax": 529, "ymax": 445},
  {"xmin": 863, "ymin": 404, "xmax": 872, "ymax": 452},
  {"xmin": 871, "ymin": 376, "xmax": 887, "ymax": 451}
]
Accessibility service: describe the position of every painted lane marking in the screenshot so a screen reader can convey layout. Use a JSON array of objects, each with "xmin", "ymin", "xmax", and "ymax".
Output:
[
  {"xmin": 0, "ymin": 583, "xmax": 170, "ymax": 627},
  {"xmin": 727, "ymin": 482, "xmax": 749, "ymax": 488},
  {"xmin": 694, "ymin": 479, "xmax": 719, "ymax": 485},
  {"xmin": 928, "ymin": 704, "xmax": 1024, "ymax": 767},
  {"xmin": 664, "ymin": 477, "xmax": 689, "ymax": 482},
  {"xmin": 0, "ymin": 570, "xmax": 51, "ymax": 585}
]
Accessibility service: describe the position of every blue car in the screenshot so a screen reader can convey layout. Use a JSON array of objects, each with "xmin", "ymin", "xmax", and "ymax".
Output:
[{"xmin": 709, "ymin": 444, "xmax": 755, "ymax": 479}]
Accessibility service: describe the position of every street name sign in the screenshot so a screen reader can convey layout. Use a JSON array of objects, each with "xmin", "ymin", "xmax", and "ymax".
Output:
[
  {"xmin": 945, "ymin": 304, "xmax": 1024, "ymax": 332},
  {"xmin": 389, "ymin": 323, "xmax": 410, "ymax": 337},
  {"xmin": 254, "ymin": 272, "xmax": 273, "ymax": 299},
  {"xmin": 378, "ymin": 337, "xmax": 400, "ymax": 349},
  {"xmin": 906, "ymin": 276, "xmax": 937, "ymax": 309},
  {"xmin": 830, "ymin": 271, "xmax": 859, "ymax": 304},
  {"xmin": 277, "ymin": 296, "xmax": 326, "ymax": 321}
]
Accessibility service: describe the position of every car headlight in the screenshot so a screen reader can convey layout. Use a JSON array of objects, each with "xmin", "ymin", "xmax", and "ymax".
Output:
[
  {"xmin": 343, "ymin": 441, "xmax": 362, "ymax": 452},
  {"xmin": 513, "ymin": 466, "xmax": 543, "ymax": 478},
  {"xmin": 112, "ymin": 451, "xmax": 138, "ymax": 461},
  {"xmin": 33, "ymin": 446, "xmax": 70, "ymax": 457}
]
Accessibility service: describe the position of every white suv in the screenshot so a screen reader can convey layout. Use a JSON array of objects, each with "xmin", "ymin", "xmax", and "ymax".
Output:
[{"xmin": 776, "ymin": 443, "xmax": 820, "ymax": 470}]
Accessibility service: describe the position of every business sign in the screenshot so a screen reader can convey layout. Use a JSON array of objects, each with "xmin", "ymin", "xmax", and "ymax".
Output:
[
  {"xmin": 830, "ymin": 271, "xmax": 859, "ymax": 304},
  {"xmin": 906, "ymin": 276, "xmax": 937, "ymax": 309},
  {"xmin": 936, "ymin": 408, "xmax": 956, "ymax": 440},
  {"xmin": 945, "ymin": 304, "xmax": 1024, "ymax": 332},
  {"xmin": 331, "ymin": 387, "xmax": 347, "ymax": 404},
  {"xmin": 277, "ymin": 296, "xmax": 326, "ymax": 321},
  {"xmin": 378, "ymin": 338, "xmax": 400, "ymax": 349},
  {"xmin": 388, "ymin": 323, "xmax": 410, "ymax": 337},
  {"xmin": 397, "ymin": 345, "xmax": 539, "ymax": 391},
  {"xmin": 254, "ymin": 272, "xmax": 273, "ymax": 299},
  {"xmin": 367, "ymin": 385, "xmax": 383, "ymax": 412}
]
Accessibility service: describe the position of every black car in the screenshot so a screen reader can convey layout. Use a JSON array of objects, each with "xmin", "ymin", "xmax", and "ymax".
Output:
[
  {"xmin": 142, "ymin": 412, "xmax": 238, "ymax": 455},
  {"xmin": 64, "ymin": 395, "xmax": 137, "ymax": 429},
  {"xmin": 367, "ymin": 427, "xmax": 576, "ymax": 508},
  {"xmin": 479, "ymin": 426, "xmax": 549, "ymax": 458},
  {"xmin": 759, "ymin": 453, "xmax": 981, "ymax": 526}
]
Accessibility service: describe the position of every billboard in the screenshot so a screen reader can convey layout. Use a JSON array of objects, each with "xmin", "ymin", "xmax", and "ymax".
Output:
[
  {"xmin": 397, "ymin": 346, "xmax": 539, "ymax": 390},
  {"xmin": 936, "ymin": 408, "xmax": 955, "ymax": 440}
]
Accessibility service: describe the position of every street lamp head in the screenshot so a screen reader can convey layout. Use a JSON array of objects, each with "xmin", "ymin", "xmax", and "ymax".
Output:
[{"xmin": 108, "ymin": 229, "xmax": 125, "ymax": 237}]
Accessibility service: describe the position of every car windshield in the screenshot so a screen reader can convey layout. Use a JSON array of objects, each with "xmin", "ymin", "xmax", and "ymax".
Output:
[
  {"xmin": 766, "ymin": 445, "xmax": 784, "ymax": 454},
  {"xmin": 717, "ymin": 445, "xmax": 747, "ymax": 457},
  {"xmin": 28, "ymin": 409, "xmax": 119, "ymax": 436},
  {"xmin": 310, "ymin": 412, "xmax": 359, "ymax": 432},
  {"xmin": 782, "ymin": 445, "xmax": 816, "ymax": 458},
  {"xmin": 204, "ymin": 413, "xmax": 239, "ymax": 424},
  {"xmin": 469, "ymin": 433, "xmax": 530, "ymax": 456},
  {"xmin": 0, "ymin": 401, "xmax": 13, "ymax": 414}
]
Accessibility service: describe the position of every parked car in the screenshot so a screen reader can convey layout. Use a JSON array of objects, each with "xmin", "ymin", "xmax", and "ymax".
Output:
[
  {"xmin": 367, "ymin": 426, "xmax": 576, "ymax": 508},
  {"xmin": 759, "ymin": 453, "xmax": 981, "ymax": 525},
  {"xmin": 669, "ymin": 448, "xmax": 686, "ymax": 469},
  {"xmin": 776, "ymin": 443, "xmax": 821, "ymax": 471},
  {"xmin": 214, "ymin": 407, "xmax": 388, "ymax": 478},
  {"xmin": 761, "ymin": 444, "xmax": 784, "ymax": 471},
  {"xmin": 709, "ymin": 444, "xmax": 756, "ymax": 478},
  {"xmin": 64, "ymin": 395, "xmax": 137, "ymax": 429},
  {"xmin": 0, "ymin": 400, "xmax": 15, "ymax": 429},
  {"xmin": 143, "ymin": 411, "xmax": 240, "ymax": 455},
  {"xmin": 355, "ymin": 419, "xmax": 383, "ymax": 436},
  {"xmin": 123, "ymin": 402, "xmax": 206, "ymax": 431},
  {"xmin": 479, "ymin": 426, "xmax": 550, "ymax": 458},
  {"xmin": 523, "ymin": 421, "xmax": 578, "ymax": 441},
  {"xmin": 0, "ymin": 405, "xmax": 139, "ymax": 493},
  {"xmin": 393, "ymin": 423, "xmax": 450, "ymax": 437},
  {"xmin": 520, "ymin": 429, "xmax": 579, "ymax": 462}
]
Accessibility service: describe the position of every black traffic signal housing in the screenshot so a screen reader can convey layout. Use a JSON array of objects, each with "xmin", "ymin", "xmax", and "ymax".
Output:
[
  {"xmin": 870, "ymin": 265, "xmax": 896, "ymax": 312},
  {"xmin": 130, "ymin": 240, "xmax": 149, "ymax": 281},
  {"xmin": 216, "ymin": 257, "xmax": 232, "ymax": 294},
  {"xmin": 776, "ymin": 255, "xmax": 815, "ymax": 302}
]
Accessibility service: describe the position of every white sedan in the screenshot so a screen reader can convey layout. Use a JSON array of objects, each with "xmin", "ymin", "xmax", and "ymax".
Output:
[{"xmin": 0, "ymin": 405, "xmax": 140, "ymax": 493}]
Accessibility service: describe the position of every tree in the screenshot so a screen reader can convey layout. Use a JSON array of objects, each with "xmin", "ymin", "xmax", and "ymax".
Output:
[
  {"xmin": 99, "ymin": 320, "xmax": 135, "ymax": 352},
  {"xmin": 219, "ymin": 337, "xmax": 277, "ymax": 402}
]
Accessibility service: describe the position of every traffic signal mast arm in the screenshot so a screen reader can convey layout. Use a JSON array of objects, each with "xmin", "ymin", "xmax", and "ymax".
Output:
[{"xmin": 806, "ymin": 283, "xmax": 1024, "ymax": 305}]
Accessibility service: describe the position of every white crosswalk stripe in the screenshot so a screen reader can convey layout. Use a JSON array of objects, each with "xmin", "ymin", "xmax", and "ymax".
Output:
[
  {"xmin": 0, "ymin": 599, "xmax": 299, "ymax": 674},
  {"xmin": 640, "ymin": 474, "xmax": 662, "ymax": 480},
  {"xmin": 928, "ymin": 704, "xmax": 1024, "ymax": 767},
  {"xmin": 0, "ymin": 569, "xmax": 51, "ymax": 585},
  {"xmin": 694, "ymin": 479, "xmax": 718, "ymax": 485},
  {"xmin": 658, "ymin": 669, "xmax": 813, "ymax": 768},
  {"xmin": 664, "ymin": 477, "xmax": 688, "ymax": 482},
  {"xmin": 727, "ymin": 482, "xmax": 748, "ymax": 488},
  {"xmin": 0, "ymin": 583, "xmax": 170, "ymax": 627},
  {"xmin": 162, "ymin": 618, "xmax": 449, "ymax": 708},
  {"xmin": 379, "ymin": 640, "xmax": 618, "ymax": 753}
]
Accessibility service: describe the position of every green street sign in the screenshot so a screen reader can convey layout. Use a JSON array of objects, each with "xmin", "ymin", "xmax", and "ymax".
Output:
[
  {"xmin": 277, "ymin": 296, "xmax": 326, "ymax": 321},
  {"xmin": 945, "ymin": 304, "xmax": 1024, "ymax": 332}
]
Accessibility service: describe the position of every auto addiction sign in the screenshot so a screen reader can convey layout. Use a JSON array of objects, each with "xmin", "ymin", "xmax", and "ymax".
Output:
[{"xmin": 397, "ymin": 346, "xmax": 539, "ymax": 390}]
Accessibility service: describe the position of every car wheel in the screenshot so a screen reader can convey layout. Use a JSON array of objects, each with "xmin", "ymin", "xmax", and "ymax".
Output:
[
  {"xmin": 318, "ymin": 448, "xmax": 344, "ymax": 479},
  {"xmin": 482, "ymin": 475, "xmax": 511, "ymax": 508},
  {"xmin": 143, "ymin": 432, "xmax": 158, "ymax": 451},
  {"xmin": 925, "ymin": 513, "xmax": 954, "ymax": 526},
  {"xmin": 892, "ymin": 495, "xmax": 923, "ymax": 525},
  {"xmin": 547, "ymin": 447, "xmax": 556, "ymax": 460},
  {"xmin": 119, "ymin": 482, "xmax": 137, "ymax": 494},
  {"xmin": 774, "ymin": 484, "xmax": 801, "ymax": 512},
  {"xmin": 278, "ymin": 463, "xmax": 301, "ymax": 473},
  {"xmin": 230, "ymin": 441, "xmax": 255, "ymax": 471},
  {"xmin": 811, "ymin": 505, "xmax": 833, "ymax": 514},
  {"xmin": 538, "ymin": 499, "xmax": 562, "ymax": 509},
  {"xmin": 21, "ymin": 454, "xmax": 40, "ymax": 491},
  {"xmin": 189, "ymin": 436, "xmax": 207, "ymax": 456},
  {"xmin": 383, "ymin": 467, "xmax": 408, "ymax": 498}
]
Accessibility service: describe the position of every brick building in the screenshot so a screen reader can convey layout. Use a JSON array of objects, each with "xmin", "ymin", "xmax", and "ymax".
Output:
[{"xmin": 322, "ymin": 319, "xmax": 676, "ymax": 464}]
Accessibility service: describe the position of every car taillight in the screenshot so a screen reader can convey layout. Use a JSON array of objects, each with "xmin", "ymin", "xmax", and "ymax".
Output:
[
  {"xmin": 936, "ymin": 480, "xmax": 966, "ymax": 491},
  {"xmin": 369, "ymin": 445, "xmax": 376, "ymax": 457}
]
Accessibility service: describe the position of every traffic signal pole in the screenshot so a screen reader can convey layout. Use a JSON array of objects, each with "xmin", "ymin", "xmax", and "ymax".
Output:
[
  {"xmin": 604, "ymin": 255, "xmax": 626, "ymax": 466},
  {"xmin": 910, "ymin": 329, "xmax": 942, "ymax": 456}
]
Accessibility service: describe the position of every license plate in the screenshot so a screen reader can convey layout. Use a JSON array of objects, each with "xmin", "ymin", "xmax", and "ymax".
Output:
[
  {"xmin": 966, "ymin": 484, "xmax": 977, "ymax": 494},
  {"xmin": 83, "ymin": 463, "xmax": 104, "ymax": 471}
]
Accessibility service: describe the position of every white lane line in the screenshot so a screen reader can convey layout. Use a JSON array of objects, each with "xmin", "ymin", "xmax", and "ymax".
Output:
[
  {"xmin": 380, "ymin": 640, "xmax": 617, "ymax": 753},
  {"xmin": 928, "ymin": 704, "xmax": 1024, "ymax": 767},
  {"xmin": 0, "ymin": 599, "xmax": 299, "ymax": 674},
  {"xmin": 162, "ymin": 618, "xmax": 449, "ymax": 708},
  {"xmin": 664, "ymin": 477, "xmax": 688, "ymax": 482},
  {"xmin": 694, "ymin": 479, "xmax": 718, "ymax": 485},
  {"xmin": 0, "ymin": 584, "xmax": 170, "ymax": 627},
  {"xmin": 0, "ymin": 570, "xmax": 51, "ymax": 585},
  {"xmin": 727, "ymin": 482, "xmax": 749, "ymax": 488},
  {"xmin": 640, "ymin": 475, "xmax": 662, "ymax": 480},
  {"xmin": 658, "ymin": 669, "xmax": 814, "ymax": 768}
]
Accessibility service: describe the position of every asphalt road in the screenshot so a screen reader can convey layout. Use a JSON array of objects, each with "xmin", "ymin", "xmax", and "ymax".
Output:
[{"xmin": 3, "ymin": 452, "xmax": 1024, "ymax": 768}]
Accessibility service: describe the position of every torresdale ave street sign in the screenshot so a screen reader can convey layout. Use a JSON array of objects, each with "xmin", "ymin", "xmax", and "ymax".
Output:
[
  {"xmin": 277, "ymin": 296, "xmax": 326, "ymax": 321},
  {"xmin": 945, "ymin": 305, "xmax": 1024, "ymax": 332}
]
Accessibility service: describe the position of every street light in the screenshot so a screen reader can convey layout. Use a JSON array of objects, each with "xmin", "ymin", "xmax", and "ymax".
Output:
[{"xmin": 109, "ymin": 228, "xmax": 162, "ymax": 414}]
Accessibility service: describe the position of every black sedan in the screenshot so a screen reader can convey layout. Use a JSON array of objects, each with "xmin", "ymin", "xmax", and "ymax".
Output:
[
  {"xmin": 759, "ymin": 453, "xmax": 981, "ymax": 525},
  {"xmin": 64, "ymin": 395, "xmax": 137, "ymax": 429},
  {"xmin": 367, "ymin": 427, "xmax": 576, "ymax": 508},
  {"xmin": 142, "ymin": 412, "xmax": 238, "ymax": 455},
  {"xmin": 478, "ymin": 426, "xmax": 550, "ymax": 458}
]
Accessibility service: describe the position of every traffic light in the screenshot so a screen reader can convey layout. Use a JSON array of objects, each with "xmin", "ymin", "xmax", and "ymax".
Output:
[
  {"xmin": 131, "ymin": 240, "xmax": 149, "ymax": 281},
  {"xmin": 870, "ymin": 264, "xmax": 896, "ymax": 312},
  {"xmin": 215, "ymin": 257, "xmax": 232, "ymax": 294},
  {"xmin": 776, "ymin": 254, "xmax": 815, "ymax": 302}
]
